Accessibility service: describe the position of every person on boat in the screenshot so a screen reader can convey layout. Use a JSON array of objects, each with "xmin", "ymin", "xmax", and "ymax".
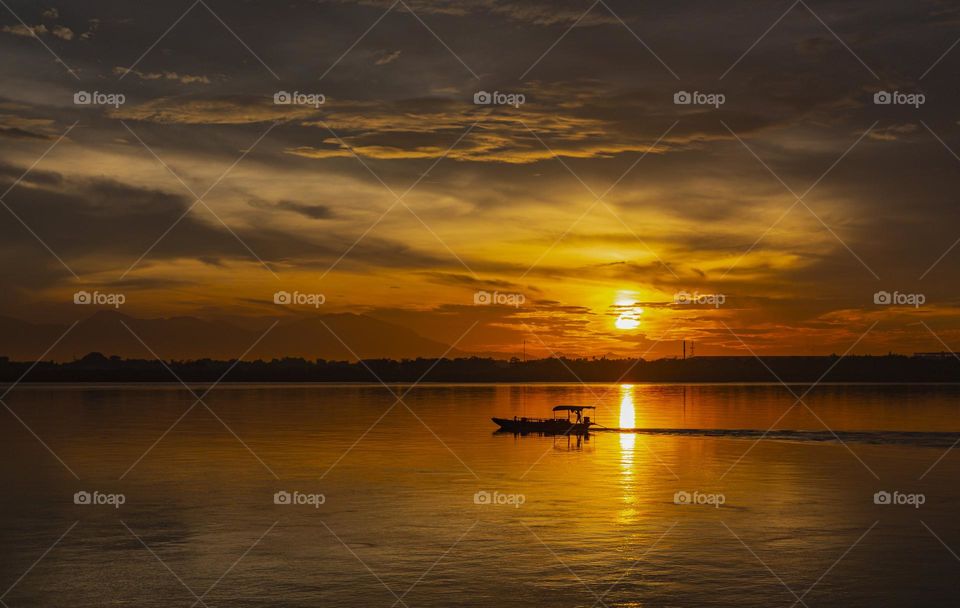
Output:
[{"xmin": 575, "ymin": 409, "xmax": 582, "ymax": 424}]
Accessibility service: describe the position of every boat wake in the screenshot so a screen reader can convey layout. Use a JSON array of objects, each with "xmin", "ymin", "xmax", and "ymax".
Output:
[{"xmin": 601, "ymin": 427, "xmax": 960, "ymax": 447}]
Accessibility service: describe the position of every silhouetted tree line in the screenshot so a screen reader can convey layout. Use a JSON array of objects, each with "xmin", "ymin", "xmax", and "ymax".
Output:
[{"xmin": 2, "ymin": 352, "xmax": 960, "ymax": 383}]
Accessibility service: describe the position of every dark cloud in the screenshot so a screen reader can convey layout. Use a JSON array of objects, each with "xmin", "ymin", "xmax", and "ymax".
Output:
[
  {"xmin": 249, "ymin": 198, "xmax": 335, "ymax": 219},
  {"xmin": 418, "ymin": 271, "xmax": 540, "ymax": 293},
  {"xmin": 0, "ymin": 165, "xmax": 465, "ymax": 288},
  {"xmin": 375, "ymin": 50, "xmax": 402, "ymax": 66}
]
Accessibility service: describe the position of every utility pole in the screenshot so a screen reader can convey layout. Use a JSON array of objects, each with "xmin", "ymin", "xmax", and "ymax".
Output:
[{"xmin": 682, "ymin": 340, "xmax": 686, "ymax": 360}]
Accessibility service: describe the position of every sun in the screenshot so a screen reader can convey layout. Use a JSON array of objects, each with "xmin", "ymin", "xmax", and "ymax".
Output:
[
  {"xmin": 615, "ymin": 310, "xmax": 642, "ymax": 330},
  {"xmin": 613, "ymin": 292, "xmax": 643, "ymax": 330}
]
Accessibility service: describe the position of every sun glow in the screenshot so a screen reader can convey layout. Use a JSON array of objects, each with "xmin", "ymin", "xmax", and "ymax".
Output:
[
  {"xmin": 619, "ymin": 384, "xmax": 636, "ymax": 429},
  {"xmin": 619, "ymin": 385, "xmax": 636, "ymax": 453},
  {"xmin": 614, "ymin": 293, "xmax": 643, "ymax": 330},
  {"xmin": 615, "ymin": 310, "xmax": 642, "ymax": 330}
]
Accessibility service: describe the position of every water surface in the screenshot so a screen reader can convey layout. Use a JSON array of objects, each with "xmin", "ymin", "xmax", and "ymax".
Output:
[{"xmin": 2, "ymin": 383, "xmax": 959, "ymax": 606}]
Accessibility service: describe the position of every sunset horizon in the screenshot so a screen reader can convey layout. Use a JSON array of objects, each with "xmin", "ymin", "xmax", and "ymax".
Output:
[
  {"xmin": 2, "ymin": 1, "xmax": 959, "ymax": 362},
  {"xmin": 3, "ymin": 2, "xmax": 960, "ymax": 607},
  {"xmin": 0, "ymin": 307, "xmax": 957, "ymax": 362}
]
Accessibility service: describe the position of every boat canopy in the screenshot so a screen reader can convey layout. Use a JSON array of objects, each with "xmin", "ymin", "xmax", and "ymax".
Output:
[{"xmin": 552, "ymin": 405, "xmax": 596, "ymax": 412}]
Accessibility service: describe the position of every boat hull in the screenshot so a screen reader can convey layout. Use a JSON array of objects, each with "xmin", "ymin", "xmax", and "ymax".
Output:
[{"xmin": 491, "ymin": 417, "xmax": 591, "ymax": 435}]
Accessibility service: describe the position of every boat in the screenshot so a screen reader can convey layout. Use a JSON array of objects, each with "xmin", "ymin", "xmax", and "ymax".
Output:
[{"xmin": 492, "ymin": 405, "xmax": 596, "ymax": 435}]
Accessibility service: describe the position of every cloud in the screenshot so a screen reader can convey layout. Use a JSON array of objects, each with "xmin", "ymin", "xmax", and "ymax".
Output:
[
  {"xmin": 51, "ymin": 25, "xmax": 73, "ymax": 40},
  {"xmin": 2, "ymin": 24, "xmax": 48, "ymax": 37},
  {"xmin": 110, "ymin": 96, "xmax": 314, "ymax": 124},
  {"xmin": 0, "ymin": 162, "xmax": 464, "ymax": 291},
  {"xmin": 320, "ymin": 0, "xmax": 619, "ymax": 26},
  {"xmin": 419, "ymin": 271, "xmax": 540, "ymax": 293},
  {"xmin": 80, "ymin": 18, "xmax": 99, "ymax": 40},
  {"xmin": 375, "ymin": 50, "xmax": 402, "ymax": 65},
  {"xmin": 868, "ymin": 123, "xmax": 919, "ymax": 141},
  {"xmin": 2, "ymin": 21, "xmax": 71, "ymax": 40},
  {"xmin": 248, "ymin": 199, "xmax": 335, "ymax": 220},
  {"xmin": 112, "ymin": 66, "xmax": 211, "ymax": 84},
  {"xmin": 100, "ymin": 70, "xmax": 856, "ymax": 165},
  {"xmin": 0, "ymin": 160, "xmax": 62, "ymax": 187},
  {"xmin": 0, "ymin": 114, "xmax": 58, "ymax": 140},
  {"xmin": 106, "ymin": 91, "xmax": 702, "ymax": 163}
]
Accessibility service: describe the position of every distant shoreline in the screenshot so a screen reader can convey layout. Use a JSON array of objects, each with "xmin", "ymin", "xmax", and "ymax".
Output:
[
  {"xmin": 3, "ymin": 353, "xmax": 960, "ymax": 383},
  {"xmin": 5, "ymin": 382, "xmax": 960, "ymax": 389}
]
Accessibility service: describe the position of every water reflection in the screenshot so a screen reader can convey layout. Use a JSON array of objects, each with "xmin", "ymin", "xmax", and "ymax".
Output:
[
  {"xmin": 619, "ymin": 384, "xmax": 636, "ymax": 430},
  {"xmin": 4, "ymin": 384, "xmax": 960, "ymax": 607},
  {"xmin": 619, "ymin": 384, "xmax": 636, "ymax": 456},
  {"xmin": 555, "ymin": 434, "xmax": 588, "ymax": 451},
  {"xmin": 617, "ymin": 385, "xmax": 638, "ymax": 526}
]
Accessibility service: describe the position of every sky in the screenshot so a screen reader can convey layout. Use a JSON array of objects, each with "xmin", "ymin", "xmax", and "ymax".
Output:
[{"xmin": 1, "ymin": 0, "xmax": 960, "ymax": 359}]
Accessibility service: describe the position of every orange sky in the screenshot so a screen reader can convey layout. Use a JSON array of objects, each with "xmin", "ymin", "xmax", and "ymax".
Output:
[{"xmin": 2, "ymin": 0, "xmax": 960, "ymax": 358}]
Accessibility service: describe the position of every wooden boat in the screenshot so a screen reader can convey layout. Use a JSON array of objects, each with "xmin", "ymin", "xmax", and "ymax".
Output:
[{"xmin": 492, "ymin": 405, "xmax": 595, "ymax": 435}]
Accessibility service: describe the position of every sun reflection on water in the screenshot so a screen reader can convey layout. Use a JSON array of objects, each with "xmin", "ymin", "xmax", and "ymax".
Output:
[
  {"xmin": 619, "ymin": 384, "xmax": 636, "ymax": 453},
  {"xmin": 619, "ymin": 384, "xmax": 636, "ymax": 430},
  {"xmin": 617, "ymin": 384, "xmax": 638, "ymax": 524}
]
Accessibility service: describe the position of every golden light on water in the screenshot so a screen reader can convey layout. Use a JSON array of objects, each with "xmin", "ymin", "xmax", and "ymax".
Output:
[
  {"xmin": 619, "ymin": 384, "xmax": 637, "ymax": 452},
  {"xmin": 617, "ymin": 383, "xmax": 637, "ymax": 526},
  {"xmin": 619, "ymin": 384, "xmax": 636, "ymax": 430}
]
